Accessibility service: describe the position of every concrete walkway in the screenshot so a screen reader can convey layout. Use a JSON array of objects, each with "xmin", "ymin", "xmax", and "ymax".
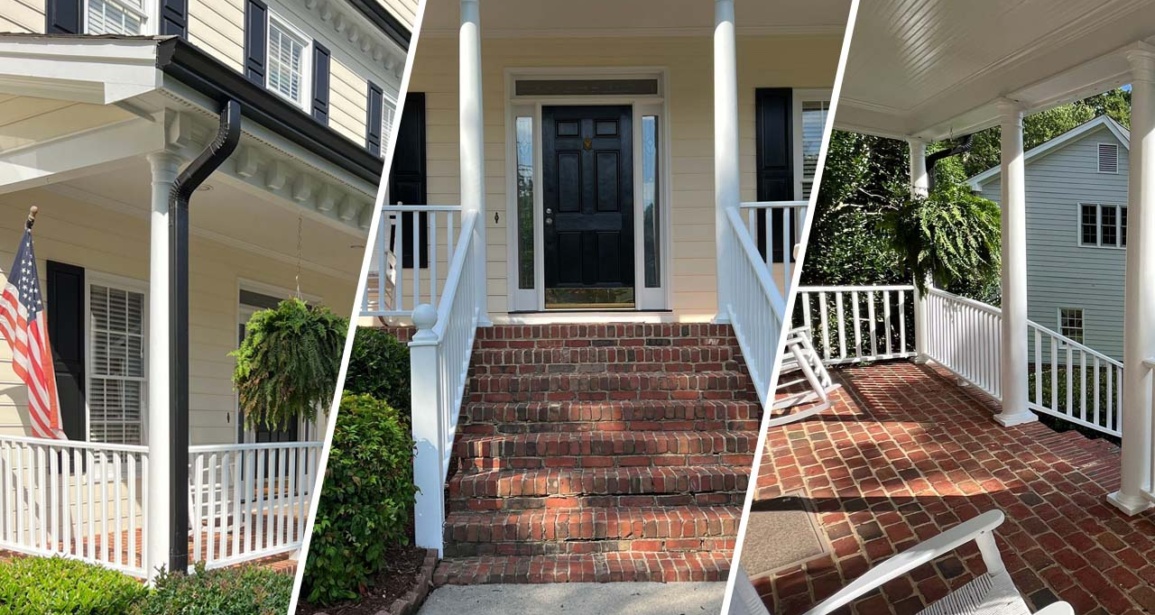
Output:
[{"xmin": 417, "ymin": 582, "xmax": 726, "ymax": 615}]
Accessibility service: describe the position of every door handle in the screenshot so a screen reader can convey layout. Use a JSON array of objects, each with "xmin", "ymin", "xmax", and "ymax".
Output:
[
  {"xmin": 546, "ymin": 217, "xmax": 553, "ymax": 225},
  {"xmin": 546, "ymin": 208, "xmax": 553, "ymax": 214}
]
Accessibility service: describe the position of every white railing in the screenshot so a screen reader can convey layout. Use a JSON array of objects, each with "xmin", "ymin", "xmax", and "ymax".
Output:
[
  {"xmin": 740, "ymin": 201, "xmax": 808, "ymax": 294},
  {"xmin": 361, "ymin": 205, "xmax": 464, "ymax": 321},
  {"xmin": 188, "ymin": 441, "xmax": 322, "ymax": 569},
  {"xmin": 410, "ymin": 211, "xmax": 481, "ymax": 555},
  {"xmin": 722, "ymin": 207, "xmax": 787, "ymax": 408},
  {"xmin": 0, "ymin": 435, "xmax": 148, "ymax": 576},
  {"xmin": 925, "ymin": 288, "xmax": 1003, "ymax": 399},
  {"xmin": 793, "ymin": 285, "xmax": 917, "ymax": 365},
  {"xmin": 1028, "ymin": 323, "xmax": 1123, "ymax": 437}
]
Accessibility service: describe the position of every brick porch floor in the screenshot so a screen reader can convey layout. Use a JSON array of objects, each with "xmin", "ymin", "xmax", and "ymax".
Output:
[{"xmin": 751, "ymin": 361, "xmax": 1155, "ymax": 615}]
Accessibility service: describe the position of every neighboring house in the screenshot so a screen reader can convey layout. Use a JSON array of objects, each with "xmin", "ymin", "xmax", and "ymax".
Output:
[
  {"xmin": 968, "ymin": 115, "xmax": 1130, "ymax": 361},
  {"xmin": 364, "ymin": 0, "xmax": 845, "ymax": 585},
  {"xmin": 0, "ymin": 0, "xmax": 408, "ymax": 579}
]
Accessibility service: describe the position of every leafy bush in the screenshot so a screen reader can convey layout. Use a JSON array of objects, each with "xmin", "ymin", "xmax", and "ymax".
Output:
[
  {"xmin": 344, "ymin": 327, "xmax": 411, "ymax": 420},
  {"xmin": 303, "ymin": 393, "xmax": 417, "ymax": 605},
  {"xmin": 130, "ymin": 563, "xmax": 292, "ymax": 615},
  {"xmin": 0, "ymin": 556, "xmax": 146, "ymax": 614}
]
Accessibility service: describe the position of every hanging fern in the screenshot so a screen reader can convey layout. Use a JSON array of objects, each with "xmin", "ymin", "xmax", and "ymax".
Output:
[{"xmin": 231, "ymin": 298, "xmax": 348, "ymax": 432}]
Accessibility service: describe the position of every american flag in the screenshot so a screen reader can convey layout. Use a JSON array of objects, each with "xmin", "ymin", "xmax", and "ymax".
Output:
[{"xmin": 0, "ymin": 227, "xmax": 63, "ymax": 439}]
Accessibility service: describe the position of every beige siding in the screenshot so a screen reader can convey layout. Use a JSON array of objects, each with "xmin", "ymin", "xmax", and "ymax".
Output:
[
  {"xmin": 188, "ymin": 0, "xmax": 245, "ymax": 72},
  {"xmin": 330, "ymin": 58, "xmax": 369, "ymax": 147},
  {"xmin": 376, "ymin": 0, "xmax": 417, "ymax": 31},
  {"xmin": 408, "ymin": 35, "xmax": 840, "ymax": 320},
  {"xmin": 0, "ymin": 0, "xmax": 45, "ymax": 33},
  {"xmin": 0, "ymin": 189, "xmax": 354, "ymax": 445}
]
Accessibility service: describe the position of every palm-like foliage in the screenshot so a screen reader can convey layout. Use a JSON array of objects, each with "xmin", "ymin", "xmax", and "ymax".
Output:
[{"xmin": 231, "ymin": 298, "xmax": 348, "ymax": 431}]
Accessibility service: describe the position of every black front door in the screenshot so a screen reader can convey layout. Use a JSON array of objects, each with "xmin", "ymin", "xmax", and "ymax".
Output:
[{"xmin": 542, "ymin": 105, "xmax": 634, "ymax": 308}]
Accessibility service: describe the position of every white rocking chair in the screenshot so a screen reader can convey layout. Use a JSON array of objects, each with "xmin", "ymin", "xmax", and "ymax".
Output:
[
  {"xmin": 767, "ymin": 327, "xmax": 839, "ymax": 427},
  {"xmin": 729, "ymin": 510, "xmax": 1074, "ymax": 615}
]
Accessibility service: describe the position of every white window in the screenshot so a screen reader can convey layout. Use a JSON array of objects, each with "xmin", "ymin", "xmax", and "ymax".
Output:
[
  {"xmin": 793, "ymin": 91, "xmax": 832, "ymax": 201},
  {"xmin": 381, "ymin": 94, "xmax": 397, "ymax": 156},
  {"xmin": 267, "ymin": 16, "xmax": 311, "ymax": 109},
  {"xmin": 1098, "ymin": 143, "xmax": 1119, "ymax": 174},
  {"xmin": 1059, "ymin": 308, "xmax": 1084, "ymax": 344},
  {"xmin": 87, "ymin": 280, "xmax": 146, "ymax": 445},
  {"xmin": 1079, "ymin": 203, "xmax": 1127, "ymax": 248},
  {"xmin": 86, "ymin": 0, "xmax": 146, "ymax": 35}
]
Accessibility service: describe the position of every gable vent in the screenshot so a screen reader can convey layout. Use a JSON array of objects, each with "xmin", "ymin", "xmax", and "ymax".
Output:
[{"xmin": 1099, "ymin": 143, "xmax": 1119, "ymax": 173}]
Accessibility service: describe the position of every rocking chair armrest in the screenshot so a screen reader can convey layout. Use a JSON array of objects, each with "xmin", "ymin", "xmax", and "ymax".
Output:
[{"xmin": 803, "ymin": 510, "xmax": 1006, "ymax": 615}]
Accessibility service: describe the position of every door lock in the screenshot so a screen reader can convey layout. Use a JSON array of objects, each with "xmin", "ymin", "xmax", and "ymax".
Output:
[
  {"xmin": 546, "ymin": 208, "xmax": 553, "ymax": 214},
  {"xmin": 546, "ymin": 217, "xmax": 553, "ymax": 225}
]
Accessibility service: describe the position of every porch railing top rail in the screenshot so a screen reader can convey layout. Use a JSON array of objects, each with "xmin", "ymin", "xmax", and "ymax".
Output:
[
  {"xmin": 379, "ymin": 204, "xmax": 464, "ymax": 212},
  {"xmin": 0, "ymin": 433, "xmax": 148, "ymax": 454},
  {"xmin": 725, "ymin": 207, "xmax": 786, "ymax": 316},
  {"xmin": 189, "ymin": 441, "xmax": 324, "ymax": 453},
  {"xmin": 740, "ymin": 200, "xmax": 809, "ymax": 209},
  {"xmin": 927, "ymin": 286, "xmax": 1001, "ymax": 316},
  {"xmin": 798, "ymin": 284, "xmax": 916, "ymax": 292},
  {"xmin": 1026, "ymin": 320, "xmax": 1122, "ymax": 368},
  {"xmin": 428, "ymin": 211, "xmax": 478, "ymax": 339}
]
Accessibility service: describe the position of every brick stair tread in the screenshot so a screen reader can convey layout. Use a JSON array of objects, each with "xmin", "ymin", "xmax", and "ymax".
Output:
[
  {"xmin": 445, "ymin": 506, "xmax": 741, "ymax": 543},
  {"xmin": 466, "ymin": 372, "xmax": 757, "ymax": 404},
  {"xmin": 449, "ymin": 465, "xmax": 751, "ymax": 499},
  {"xmin": 471, "ymin": 345, "xmax": 742, "ymax": 367},
  {"xmin": 454, "ymin": 430, "xmax": 759, "ymax": 459},
  {"xmin": 433, "ymin": 552, "xmax": 734, "ymax": 585},
  {"xmin": 474, "ymin": 323, "xmax": 737, "ymax": 341},
  {"xmin": 460, "ymin": 399, "xmax": 761, "ymax": 433}
]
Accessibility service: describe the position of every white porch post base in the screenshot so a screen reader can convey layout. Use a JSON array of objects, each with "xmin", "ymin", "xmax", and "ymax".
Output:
[
  {"xmin": 1107, "ymin": 490, "xmax": 1153, "ymax": 515},
  {"xmin": 145, "ymin": 151, "xmax": 182, "ymax": 580},
  {"xmin": 992, "ymin": 410, "xmax": 1037, "ymax": 428},
  {"xmin": 712, "ymin": 0, "xmax": 740, "ymax": 324},
  {"xmin": 410, "ymin": 305, "xmax": 445, "ymax": 554}
]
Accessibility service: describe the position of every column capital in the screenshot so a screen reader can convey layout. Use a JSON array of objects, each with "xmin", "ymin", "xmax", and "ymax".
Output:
[
  {"xmin": 995, "ymin": 98, "xmax": 1024, "ymax": 123},
  {"xmin": 146, "ymin": 151, "xmax": 185, "ymax": 184},
  {"xmin": 1126, "ymin": 44, "xmax": 1155, "ymax": 82}
]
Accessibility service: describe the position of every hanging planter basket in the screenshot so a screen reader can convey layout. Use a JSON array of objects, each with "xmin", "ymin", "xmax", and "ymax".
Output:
[{"xmin": 231, "ymin": 297, "xmax": 348, "ymax": 432}]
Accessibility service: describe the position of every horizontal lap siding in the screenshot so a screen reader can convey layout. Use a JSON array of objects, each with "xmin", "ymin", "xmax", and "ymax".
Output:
[
  {"xmin": 330, "ymin": 58, "xmax": 369, "ymax": 147},
  {"xmin": 188, "ymin": 0, "xmax": 245, "ymax": 72},
  {"xmin": 407, "ymin": 35, "xmax": 840, "ymax": 320},
  {"xmin": 376, "ymin": 0, "xmax": 417, "ymax": 30},
  {"xmin": 979, "ymin": 124, "xmax": 1128, "ymax": 361},
  {"xmin": 0, "ymin": 0, "xmax": 45, "ymax": 33},
  {"xmin": 0, "ymin": 189, "xmax": 353, "ymax": 444}
]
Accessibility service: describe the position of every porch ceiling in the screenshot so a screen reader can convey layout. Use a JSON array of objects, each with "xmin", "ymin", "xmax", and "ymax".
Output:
[
  {"xmin": 836, "ymin": 0, "xmax": 1155, "ymax": 142},
  {"xmin": 419, "ymin": 0, "xmax": 851, "ymax": 38}
]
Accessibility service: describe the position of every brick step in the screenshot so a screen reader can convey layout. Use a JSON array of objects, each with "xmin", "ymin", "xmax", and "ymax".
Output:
[
  {"xmin": 467, "ymin": 371, "xmax": 757, "ymax": 404},
  {"xmin": 460, "ymin": 400, "xmax": 762, "ymax": 434},
  {"xmin": 453, "ymin": 431, "xmax": 758, "ymax": 471},
  {"xmin": 470, "ymin": 344, "xmax": 742, "ymax": 369},
  {"xmin": 448, "ymin": 466, "xmax": 750, "ymax": 503},
  {"xmin": 442, "ymin": 507, "xmax": 740, "ymax": 557},
  {"xmin": 474, "ymin": 323, "xmax": 738, "ymax": 345},
  {"xmin": 433, "ymin": 551, "xmax": 734, "ymax": 585}
]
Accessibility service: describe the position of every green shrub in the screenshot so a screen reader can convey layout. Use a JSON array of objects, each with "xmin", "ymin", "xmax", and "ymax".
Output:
[
  {"xmin": 0, "ymin": 556, "xmax": 146, "ymax": 614},
  {"xmin": 303, "ymin": 393, "xmax": 416, "ymax": 605},
  {"xmin": 344, "ymin": 327, "xmax": 411, "ymax": 420},
  {"xmin": 129, "ymin": 563, "xmax": 292, "ymax": 615}
]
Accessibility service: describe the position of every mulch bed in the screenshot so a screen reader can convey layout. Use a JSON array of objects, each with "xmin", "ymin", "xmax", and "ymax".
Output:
[{"xmin": 297, "ymin": 544, "xmax": 432, "ymax": 615}]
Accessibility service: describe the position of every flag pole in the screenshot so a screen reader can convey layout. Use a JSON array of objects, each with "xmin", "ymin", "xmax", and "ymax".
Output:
[{"xmin": 26, "ymin": 206, "xmax": 37, "ymax": 230}]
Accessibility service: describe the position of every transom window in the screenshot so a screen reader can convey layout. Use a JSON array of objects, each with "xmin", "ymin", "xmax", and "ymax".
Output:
[
  {"xmin": 86, "ymin": 0, "xmax": 146, "ymax": 35},
  {"xmin": 267, "ymin": 17, "xmax": 310, "ymax": 108},
  {"xmin": 88, "ymin": 282, "xmax": 146, "ymax": 445},
  {"xmin": 1059, "ymin": 308, "xmax": 1084, "ymax": 344},
  {"xmin": 1079, "ymin": 203, "xmax": 1127, "ymax": 248}
]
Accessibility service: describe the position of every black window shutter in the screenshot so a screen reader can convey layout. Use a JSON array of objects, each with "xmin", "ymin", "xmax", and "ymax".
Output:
[
  {"xmin": 312, "ymin": 43, "xmax": 331, "ymax": 123},
  {"xmin": 754, "ymin": 88, "xmax": 794, "ymax": 263},
  {"xmin": 46, "ymin": 0, "xmax": 83, "ymax": 34},
  {"xmin": 244, "ymin": 0, "xmax": 269, "ymax": 85},
  {"xmin": 366, "ymin": 82, "xmax": 384, "ymax": 155},
  {"xmin": 388, "ymin": 93, "xmax": 428, "ymax": 268},
  {"xmin": 46, "ymin": 261, "xmax": 86, "ymax": 442},
  {"xmin": 159, "ymin": 0, "xmax": 188, "ymax": 37}
]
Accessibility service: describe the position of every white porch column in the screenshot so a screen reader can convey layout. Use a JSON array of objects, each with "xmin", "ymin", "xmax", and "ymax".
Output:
[
  {"xmin": 145, "ymin": 151, "xmax": 181, "ymax": 580},
  {"xmin": 713, "ymin": 0, "xmax": 740, "ymax": 323},
  {"xmin": 1109, "ymin": 48, "xmax": 1155, "ymax": 516},
  {"xmin": 460, "ymin": 0, "xmax": 490, "ymax": 325},
  {"xmin": 994, "ymin": 100, "xmax": 1034, "ymax": 427},
  {"xmin": 908, "ymin": 139, "xmax": 930, "ymax": 363}
]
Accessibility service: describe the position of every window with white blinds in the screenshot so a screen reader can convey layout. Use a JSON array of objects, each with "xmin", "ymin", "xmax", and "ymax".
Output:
[
  {"xmin": 88, "ymin": 283, "xmax": 146, "ymax": 445},
  {"xmin": 381, "ymin": 101, "xmax": 396, "ymax": 156},
  {"xmin": 268, "ymin": 17, "xmax": 310, "ymax": 108},
  {"xmin": 86, "ymin": 0, "xmax": 146, "ymax": 35},
  {"xmin": 799, "ymin": 99, "xmax": 830, "ymax": 200}
]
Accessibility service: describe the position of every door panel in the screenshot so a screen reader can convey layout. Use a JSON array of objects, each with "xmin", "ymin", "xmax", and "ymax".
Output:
[
  {"xmin": 542, "ymin": 105, "xmax": 634, "ymax": 308},
  {"xmin": 755, "ymin": 88, "xmax": 796, "ymax": 262}
]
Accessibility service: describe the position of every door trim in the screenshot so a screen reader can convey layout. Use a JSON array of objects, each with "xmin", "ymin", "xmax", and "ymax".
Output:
[{"xmin": 504, "ymin": 67, "xmax": 672, "ymax": 313}]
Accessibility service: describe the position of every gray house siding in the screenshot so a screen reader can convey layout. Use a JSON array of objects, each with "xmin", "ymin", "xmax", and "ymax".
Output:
[{"xmin": 976, "ymin": 124, "xmax": 1128, "ymax": 361}]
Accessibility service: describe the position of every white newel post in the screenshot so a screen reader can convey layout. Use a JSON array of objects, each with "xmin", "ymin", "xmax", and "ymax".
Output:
[
  {"xmin": 713, "ymin": 0, "xmax": 740, "ymax": 324},
  {"xmin": 460, "ymin": 0, "xmax": 490, "ymax": 325},
  {"xmin": 145, "ymin": 151, "xmax": 181, "ymax": 580},
  {"xmin": 1109, "ymin": 48, "xmax": 1155, "ymax": 516},
  {"xmin": 994, "ymin": 100, "xmax": 1034, "ymax": 427},
  {"xmin": 410, "ymin": 304, "xmax": 445, "ymax": 553},
  {"xmin": 908, "ymin": 139, "xmax": 930, "ymax": 363}
]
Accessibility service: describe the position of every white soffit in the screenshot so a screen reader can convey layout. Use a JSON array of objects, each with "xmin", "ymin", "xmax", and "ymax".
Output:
[
  {"xmin": 835, "ymin": 0, "xmax": 1155, "ymax": 141},
  {"xmin": 0, "ymin": 36, "xmax": 162, "ymax": 105}
]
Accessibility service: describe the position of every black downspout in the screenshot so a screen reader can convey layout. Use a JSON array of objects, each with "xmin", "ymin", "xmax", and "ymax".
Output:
[
  {"xmin": 924, "ymin": 134, "xmax": 974, "ymax": 193},
  {"xmin": 168, "ymin": 100, "xmax": 241, "ymax": 574}
]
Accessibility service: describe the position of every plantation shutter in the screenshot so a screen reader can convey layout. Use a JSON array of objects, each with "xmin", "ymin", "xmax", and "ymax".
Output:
[
  {"xmin": 46, "ymin": 0, "xmax": 83, "ymax": 34},
  {"xmin": 311, "ymin": 43, "xmax": 331, "ymax": 123},
  {"xmin": 366, "ymin": 82, "xmax": 384, "ymax": 155},
  {"xmin": 46, "ymin": 261, "xmax": 86, "ymax": 442},
  {"xmin": 755, "ymin": 88, "xmax": 794, "ymax": 262},
  {"xmin": 158, "ymin": 0, "xmax": 188, "ymax": 37},
  {"xmin": 244, "ymin": 0, "xmax": 269, "ymax": 85}
]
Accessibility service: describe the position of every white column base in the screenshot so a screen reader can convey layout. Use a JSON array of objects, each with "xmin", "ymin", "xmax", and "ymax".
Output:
[
  {"xmin": 992, "ymin": 411, "xmax": 1037, "ymax": 427},
  {"xmin": 1107, "ymin": 490, "xmax": 1153, "ymax": 516},
  {"xmin": 912, "ymin": 355, "xmax": 929, "ymax": 365},
  {"xmin": 712, "ymin": 312, "xmax": 732, "ymax": 325}
]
